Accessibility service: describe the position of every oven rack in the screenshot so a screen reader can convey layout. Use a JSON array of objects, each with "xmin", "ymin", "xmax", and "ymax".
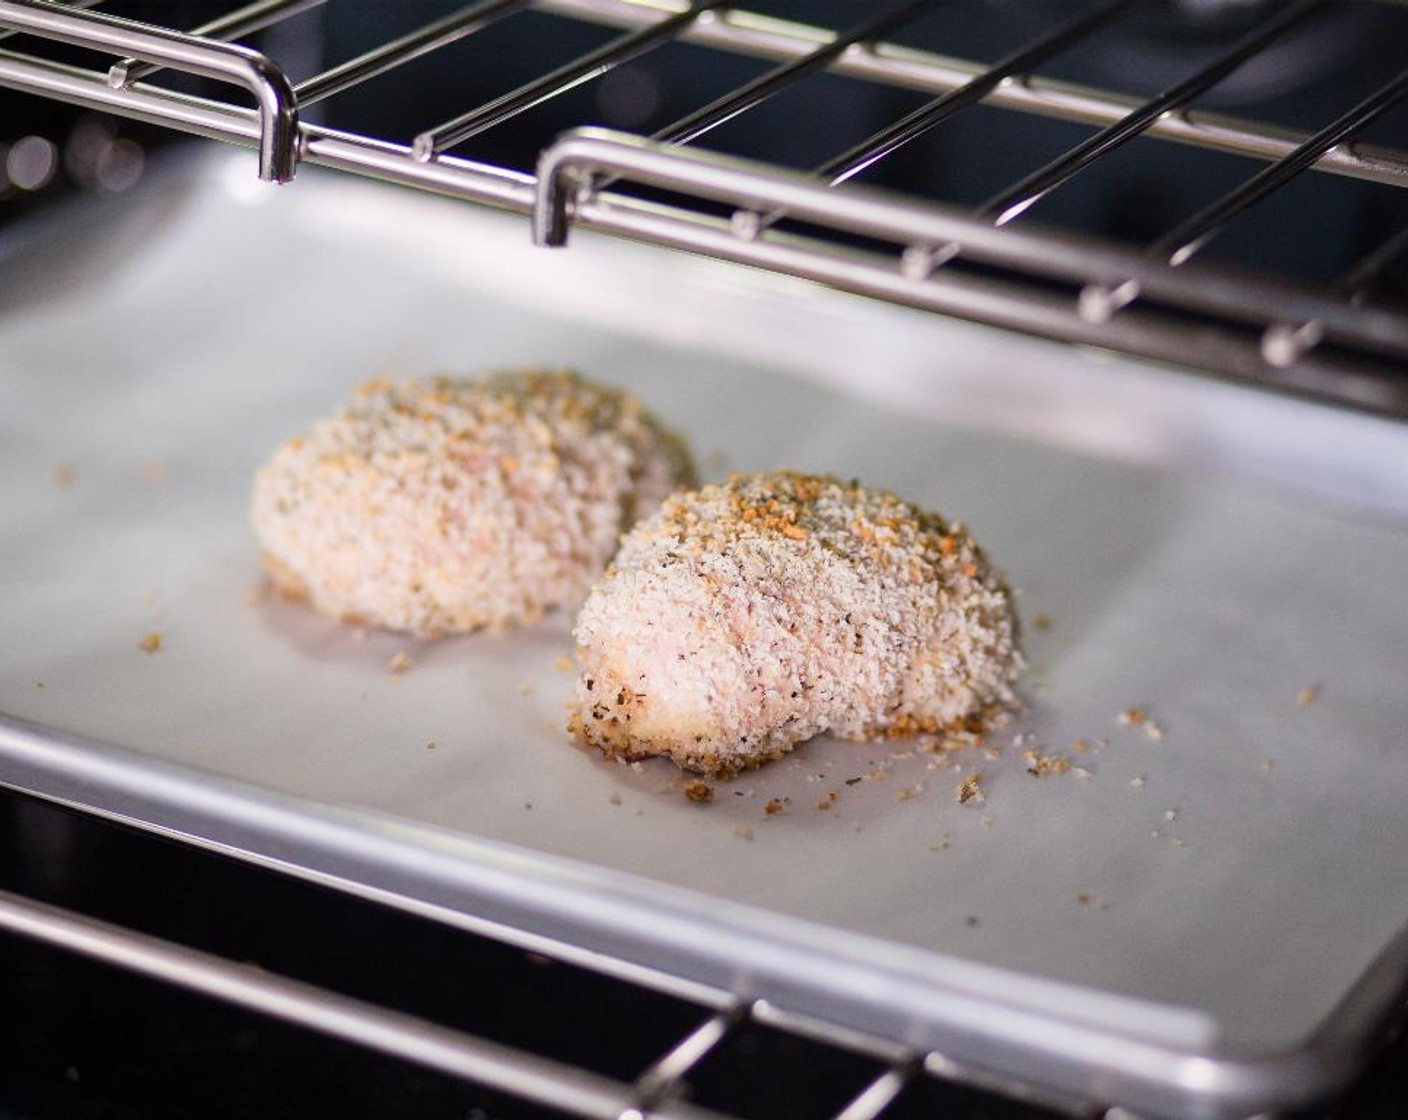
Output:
[
  {"xmin": 1, "ymin": 0, "xmax": 1407, "ymax": 417},
  {"xmin": 0, "ymin": 842, "xmax": 1086, "ymax": 1120}
]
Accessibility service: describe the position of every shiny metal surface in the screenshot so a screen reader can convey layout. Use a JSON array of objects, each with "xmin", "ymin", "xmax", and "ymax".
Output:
[
  {"xmin": 110, "ymin": 0, "xmax": 325, "ymax": 89},
  {"xmin": 0, "ymin": 0, "xmax": 299, "ymax": 181},
  {"xmin": 978, "ymin": 0, "xmax": 1327, "ymax": 226},
  {"xmin": 1, "ymin": 0, "xmax": 1405, "ymax": 404},
  {"xmin": 292, "ymin": 0, "xmax": 526, "ymax": 108},
  {"xmin": 410, "ymin": 0, "xmax": 723, "ymax": 161},
  {"xmin": 0, "ymin": 887, "xmax": 731, "ymax": 1120}
]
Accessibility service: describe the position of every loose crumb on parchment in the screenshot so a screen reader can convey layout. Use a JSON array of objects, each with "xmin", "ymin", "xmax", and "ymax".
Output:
[
  {"xmin": 388, "ymin": 650, "xmax": 413, "ymax": 675},
  {"xmin": 137, "ymin": 632, "xmax": 163, "ymax": 654}
]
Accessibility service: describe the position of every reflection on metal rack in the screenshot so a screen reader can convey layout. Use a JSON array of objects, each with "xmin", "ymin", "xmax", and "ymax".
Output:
[
  {"xmin": 1, "ymin": 0, "xmax": 1406, "ymax": 414},
  {"xmin": 0, "ymin": 0, "xmax": 299, "ymax": 180},
  {"xmin": 0, "ymin": 882, "xmax": 1081, "ymax": 1120}
]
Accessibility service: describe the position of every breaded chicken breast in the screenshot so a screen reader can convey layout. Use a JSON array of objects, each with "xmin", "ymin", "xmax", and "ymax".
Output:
[
  {"xmin": 569, "ymin": 471, "xmax": 1021, "ymax": 775},
  {"xmin": 251, "ymin": 370, "xmax": 694, "ymax": 636}
]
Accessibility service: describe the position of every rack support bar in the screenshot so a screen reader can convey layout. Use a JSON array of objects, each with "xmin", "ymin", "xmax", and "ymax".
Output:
[{"xmin": 0, "ymin": 0, "xmax": 298, "ymax": 181}]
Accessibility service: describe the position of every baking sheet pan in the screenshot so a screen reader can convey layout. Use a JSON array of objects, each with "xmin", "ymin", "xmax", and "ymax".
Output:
[{"xmin": 3, "ymin": 153, "xmax": 1408, "ymax": 1117}]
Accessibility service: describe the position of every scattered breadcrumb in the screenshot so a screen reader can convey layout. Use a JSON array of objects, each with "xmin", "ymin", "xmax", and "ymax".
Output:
[
  {"xmin": 1022, "ymin": 748, "xmax": 1072, "ymax": 777},
  {"xmin": 1072, "ymin": 738, "xmax": 1091, "ymax": 754},
  {"xmin": 1117, "ymin": 707, "xmax": 1146, "ymax": 727},
  {"xmin": 1033, "ymin": 612, "xmax": 1052, "ymax": 632},
  {"xmin": 137, "ymin": 632, "xmax": 163, "ymax": 654},
  {"xmin": 1298, "ymin": 684, "xmax": 1319, "ymax": 708},
  {"xmin": 1144, "ymin": 720, "xmax": 1164, "ymax": 742},
  {"xmin": 1073, "ymin": 766, "xmax": 1093, "ymax": 780},
  {"xmin": 1130, "ymin": 775, "xmax": 1146, "ymax": 788},
  {"xmin": 929, "ymin": 834, "xmax": 950, "ymax": 852},
  {"xmin": 608, "ymin": 791, "xmax": 622, "ymax": 806},
  {"xmin": 425, "ymin": 739, "xmax": 437, "ymax": 750},
  {"xmin": 956, "ymin": 772, "xmax": 985, "ymax": 805},
  {"xmin": 1262, "ymin": 757, "xmax": 1275, "ymax": 772},
  {"xmin": 53, "ymin": 463, "xmax": 75, "ymax": 488},
  {"xmin": 683, "ymin": 779, "xmax": 713, "ymax": 804},
  {"xmin": 1164, "ymin": 808, "xmax": 1179, "ymax": 821},
  {"xmin": 893, "ymin": 784, "xmax": 921, "ymax": 802},
  {"xmin": 816, "ymin": 791, "xmax": 838, "ymax": 811},
  {"xmin": 732, "ymin": 825, "xmax": 754, "ymax": 841},
  {"xmin": 388, "ymin": 650, "xmax": 413, "ymax": 675},
  {"xmin": 554, "ymin": 655, "xmax": 576, "ymax": 673},
  {"xmin": 518, "ymin": 681, "xmax": 536, "ymax": 697},
  {"xmin": 868, "ymin": 767, "xmax": 891, "ymax": 782},
  {"xmin": 764, "ymin": 797, "xmax": 787, "ymax": 815}
]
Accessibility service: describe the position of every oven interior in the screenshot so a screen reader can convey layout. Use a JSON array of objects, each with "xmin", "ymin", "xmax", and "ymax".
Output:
[{"xmin": 2, "ymin": 2, "xmax": 1408, "ymax": 1118}]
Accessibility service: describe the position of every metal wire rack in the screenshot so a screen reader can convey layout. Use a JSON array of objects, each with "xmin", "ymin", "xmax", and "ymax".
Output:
[
  {"xmin": 0, "ymin": 800, "xmax": 1084, "ymax": 1120},
  {"xmin": 1, "ymin": 0, "xmax": 1407, "ymax": 415}
]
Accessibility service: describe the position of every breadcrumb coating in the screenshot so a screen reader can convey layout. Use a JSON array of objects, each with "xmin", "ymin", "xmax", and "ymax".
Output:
[
  {"xmin": 251, "ymin": 370, "xmax": 695, "ymax": 636},
  {"xmin": 569, "ymin": 471, "xmax": 1022, "ymax": 775}
]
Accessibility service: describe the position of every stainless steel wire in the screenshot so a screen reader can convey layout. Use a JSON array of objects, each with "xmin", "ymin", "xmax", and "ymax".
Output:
[
  {"xmin": 1263, "ymin": 223, "xmax": 1408, "ymax": 368},
  {"xmin": 1154, "ymin": 68, "xmax": 1408, "ymax": 267},
  {"xmin": 0, "ymin": 0, "xmax": 99, "ymax": 45},
  {"xmin": 731, "ymin": 0, "xmax": 1138, "ymax": 239},
  {"xmin": 978, "ymin": 0, "xmax": 1328, "ymax": 225},
  {"xmin": 411, "ymin": 0, "xmax": 724, "ymax": 161},
  {"xmin": 651, "ymin": 0, "xmax": 936, "ymax": 148},
  {"xmin": 293, "ymin": 0, "xmax": 527, "ymax": 108},
  {"xmin": 1, "ymin": 0, "xmax": 1406, "ymax": 405},
  {"xmin": 109, "ymin": 0, "xmax": 322, "ymax": 88},
  {"xmin": 0, "ymin": 887, "xmax": 733, "ymax": 1120},
  {"xmin": 0, "ymin": 0, "xmax": 299, "ymax": 180}
]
